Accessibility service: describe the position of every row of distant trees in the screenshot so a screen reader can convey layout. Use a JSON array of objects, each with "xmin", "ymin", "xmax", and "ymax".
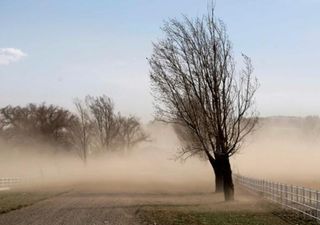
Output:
[{"xmin": 0, "ymin": 95, "xmax": 147, "ymax": 164}]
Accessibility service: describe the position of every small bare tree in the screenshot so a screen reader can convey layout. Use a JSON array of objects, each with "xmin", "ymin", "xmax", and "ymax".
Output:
[
  {"xmin": 117, "ymin": 116, "xmax": 148, "ymax": 151},
  {"xmin": 85, "ymin": 95, "xmax": 122, "ymax": 152},
  {"xmin": 71, "ymin": 99, "xmax": 92, "ymax": 164},
  {"xmin": 149, "ymin": 8, "xmax": 258, "ymax": 201}
]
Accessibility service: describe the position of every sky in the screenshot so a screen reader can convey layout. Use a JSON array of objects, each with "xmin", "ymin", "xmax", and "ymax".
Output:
[{"xmin": 1, "ymin": 0, "xmax": 320, "ymax": 121}]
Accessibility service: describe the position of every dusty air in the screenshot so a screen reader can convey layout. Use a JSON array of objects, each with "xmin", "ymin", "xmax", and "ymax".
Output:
[{"xmin": 0, "ymin": 1, "xmax": 319, "ymax": 225}]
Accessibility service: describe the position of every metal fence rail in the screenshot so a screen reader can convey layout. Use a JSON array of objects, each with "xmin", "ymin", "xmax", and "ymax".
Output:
[
  {"xmin": 234, "ymin": 174, "xmax": 320, "ymax": 222},
  {"xmin": 0, "ymin": 177, "xmax": 22, "ymax": 188}
]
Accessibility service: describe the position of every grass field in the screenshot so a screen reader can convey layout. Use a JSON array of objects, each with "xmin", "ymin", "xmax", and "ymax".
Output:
[
  {"xmin": 0, "ymin": 191, "xmax": 53, "ymax": 214},
  {"xmin": 0, "ymin": 185, "xmax": 69, "ymax": 214},
  {"xmin": 135, "ymin": 187, "xmax": 320, "ymax": 225},
  {"xmin": 138, "ymin": 209, "xmax": 290, "ymax": 225}
]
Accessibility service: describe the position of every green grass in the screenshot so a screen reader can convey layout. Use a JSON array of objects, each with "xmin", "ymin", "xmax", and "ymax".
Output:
[
  {"xmin": 0, "ymin": 190, "xmax": 64, "ymax": 214},
  {"xmin": 138, "ymin": 209, "xmax": 291, "ymax": 225}
]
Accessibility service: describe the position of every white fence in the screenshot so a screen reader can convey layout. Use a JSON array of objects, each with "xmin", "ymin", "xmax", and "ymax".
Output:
[
  {"xmin": 234, "ymin": 174, "xmax": 320, "ymax": 222},
  {"xmin": 0, "ymin": 177, "xmax": 22, "ymax": 188}
]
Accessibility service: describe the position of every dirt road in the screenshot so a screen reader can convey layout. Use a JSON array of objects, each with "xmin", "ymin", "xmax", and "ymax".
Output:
[{"xmin": 0, "ymin": 188, "xmax": 279, "ymax": 225}]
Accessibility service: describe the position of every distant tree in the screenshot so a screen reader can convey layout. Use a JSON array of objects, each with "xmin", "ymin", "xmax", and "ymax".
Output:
[
  {"xmin": 70, "ymin": 99, "xmax": 92, "ymax": 164},
  {"xmin": 117, "ymin": 116, "xmax": 148, "ymax": 151},
  {"xmin": 0, "ymin": 97, "xmax": 148, "ymax": 159},
  {"xmin": 84, "ymin": 95, "xmax": 148, "ymax": 153},
  {"xmin": 0, "ymin": 103, "xmax": 76, "ymax": 150},
  {"xmin": 85, "ymin": 95, "xmax": 120, "ymax": 152},
  {"xmin": 149, "ymin": 8, "xmax": 258, "ymax": 200},
  {"xmin": 0, "ymin": 105, "xmax": 31, "ymax": 142}
]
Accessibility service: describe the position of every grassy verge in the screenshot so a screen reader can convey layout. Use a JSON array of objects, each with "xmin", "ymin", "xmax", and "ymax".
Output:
[
  {"xmin": 0, "ymin": 189, "xmax": 67, "ymax": 214},
  {"xmin": 138, "ymin": 209, "xmax": 292, "ymax": 225}
]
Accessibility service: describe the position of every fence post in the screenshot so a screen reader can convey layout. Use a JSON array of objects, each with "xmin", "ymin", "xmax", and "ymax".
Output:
[
  {"xmin": 269, "ymin": 181, "xmax": 271, "ymax": 199},
  {"xmin": 280, "ymin": 184, "xmax": 282, "ymax": 204},
  {"xmin": 282, "ymin": 184, "xmax": 284, "ymax": 205},
  {"xmin": 317, "ymin": 191, "xmax": 320, "ymax": 221},
  {"xmin": 259, "ymin": 180, "xmax": 262, "ymax": 193},
  {"xmin": 266, "ymin": 181, "xmax": 268, "ymax": 197},
  {"xmin": 278, "ymin": 183, "xmax": 280, "ymax": 203},
  {"xmin": 296, "ymin": 186, "xmax": 299, "ymax": 204},
  {"xmin": 272, "ymin": 182, "xmax": 274, "ymax": 201},
  {"xmin": 273, "ymin": 182, "xmax": 276, "ymax": 201},
  {"xmin": 309, "ymin": 189, "xmax": 312, "ymax": 207},
  {"xmin": 303, "ymin": 188, "xmax": 306, "ymax": 206},
  {"xmin": 285, "ymin": 185, "xmax": 288, "ymax": 206},
  {"xmin": 276, "ymin": 182, "xmax": 278, "ymax": 201},
  {"xmin": 279, "ymin": 183, "xmax": 281, "ymax": 203},
  {"xmin": 290, "ymin": 185, "xmax": 293, "ymax": 204}
]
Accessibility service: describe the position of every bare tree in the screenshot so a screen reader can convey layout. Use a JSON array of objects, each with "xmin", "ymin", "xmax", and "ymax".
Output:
[
  {"xmin": 117, "ymin": 116, "xmax": 148, "ymax": 152},
  {"xmin": 149, "ymin": 8, "xmax": 258, "ymax": 201},
  {"xmin": 85, "ymin": 95, "xmax": 121, "ymax": 152},
  {"xmin": 0, "ymin": 97, "xmax": 148, "ymax": 160},
  {"xmin": 71, "ymin": 99, "xmax": 92, "ymax": 164}
]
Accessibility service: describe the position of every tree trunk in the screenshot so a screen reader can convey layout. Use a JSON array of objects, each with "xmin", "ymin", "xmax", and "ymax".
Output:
[
  {"xmin": 213, "ymin": 166, "xmax": 224, "ymax": 193},
  {"xmin": 222, "ymin": 156, "xmax": 234, "ymax": 201},
  {"xmin": 83, "ymin": 155, "xmax": 87, "ymax": 166},
  {"xmin": 82, "ymin": 144, "xmax": 87, "ymax": 166},
  {"xmin": 206, "ymin": 152, "xmax": 223, "ymax": 193}
]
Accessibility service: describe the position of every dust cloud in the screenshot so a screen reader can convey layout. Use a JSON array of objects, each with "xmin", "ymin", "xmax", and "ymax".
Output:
[
  {"xmin": 233, "ymin": 117, "xmax": 320, "ymax": 188},
  {"xmin": 1, "ymin": 117, "xmax": 320, "ymax": 192},
  {"xmin": 0, "ymin": 122, "xmax": 213, "ymax": 193}
]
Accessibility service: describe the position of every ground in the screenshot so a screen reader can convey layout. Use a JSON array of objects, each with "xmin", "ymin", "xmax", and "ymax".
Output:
[{"xmin": 0, "ymin": 184, "xmax": 316, "ymax": 225}]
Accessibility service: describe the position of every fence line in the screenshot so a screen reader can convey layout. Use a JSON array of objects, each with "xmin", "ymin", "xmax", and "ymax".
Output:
[
  {"xmin": 234, "ymin": 174, "xmax": 320, "ymax": 222},
  {"xmin": 0, "ymin": 177, "xmax": 23, "ymax": 188}
]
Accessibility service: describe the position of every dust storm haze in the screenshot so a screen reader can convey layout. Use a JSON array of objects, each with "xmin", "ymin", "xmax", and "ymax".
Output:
[
  {"xmin": 233, "ymin": 117, "xmax": 320, "ymax": 188},
  {"xmin": 1, "ymin": 118, "xmax": 319, "ymax": 192},
  {"xmin": 0, "ymin": 122, "xmax": 212, "ymax": 193}
]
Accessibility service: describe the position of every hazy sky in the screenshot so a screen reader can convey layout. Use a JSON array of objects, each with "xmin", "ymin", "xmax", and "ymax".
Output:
[{"xmin": 1, "ymin": 0, "xmax": 320, "ymax": 121}]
